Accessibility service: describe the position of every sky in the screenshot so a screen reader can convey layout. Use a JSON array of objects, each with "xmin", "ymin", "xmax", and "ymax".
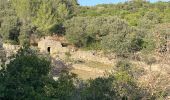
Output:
[{"xmin": 78, "ymin": 0, "xmax": 170, "ymax": 6}]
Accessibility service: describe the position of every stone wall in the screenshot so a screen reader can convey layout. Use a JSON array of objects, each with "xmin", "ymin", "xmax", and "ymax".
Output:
[
  {"xmin": 71, "ymin": 50, "xmax": 116, "ymax": 65},
  {"xmin": 3, "ymin": 43, "xmax": 20, "ymax": 57},
  {"xmin": 38, "ymin": 38, "xmax": 69, "ymax": 59}
]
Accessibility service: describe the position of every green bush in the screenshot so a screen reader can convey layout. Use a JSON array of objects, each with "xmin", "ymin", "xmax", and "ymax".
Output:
[{"xmin": 65, "ymin": 16, "xmax": 146, "ymax": 56}]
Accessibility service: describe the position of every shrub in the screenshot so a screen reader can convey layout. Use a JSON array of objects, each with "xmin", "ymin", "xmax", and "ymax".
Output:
[{"xmin": 65, "ymin": 16, "xmax": 145, "ymax": 56}]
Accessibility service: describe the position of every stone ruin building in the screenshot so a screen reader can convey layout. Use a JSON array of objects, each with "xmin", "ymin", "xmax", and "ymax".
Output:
[{"xmin": 38, "ymin": 36, "xmax": 70, "ymax": 57}]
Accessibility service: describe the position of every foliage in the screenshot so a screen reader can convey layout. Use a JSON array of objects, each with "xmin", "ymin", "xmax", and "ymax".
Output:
[
  {"xmin": 39, "ymin": 0, "xmax": 170, "ymax": 56},
  {"xmin": 1, "ymin": 0, "xmax": 169, "ymax": 99},
  {"xmin": 0, "ymin": 48, "xmax": 167, "ymax": 99},
  {"xmin": 0, "ymin": 47, "xmax": 77, "ymax": 99},
  {"xmin": 0, "ymin": 47, "xmax": 50, "ymax": 99},
  {"xmin": 100, "ymin": 18, "xmax": 133, "ymax": 55},
  {"xmin": 32, "ymin": 0, "xmax": 67, "ymax": 34},
  {"xmin": 81, "ymin": 77, "xmax": 117, "ymax": 100},
  {"xmin": 77, "ymin": 0, "xmax": 170, "ymax": 26},
  {"xmin": 65, "ymin": 16, "xmax": 145, "ymax": 55},
  {"xmin": 11, "ymin": 0, "xmax": 78, "ymax": 35},
  {"xmin": 52, "ymin": 70, "xmax": 77, "ymax": 99},
  {"xmin": 80, "ymin": 60, "xmax": 154, "ymax": 100},
  {"xmin": 0, "ymin": 0, "xmax": 20, "ymax": 44},
  {"xmin": 0, "ymin": 0, "xmax": 78, "ymax": 45}
]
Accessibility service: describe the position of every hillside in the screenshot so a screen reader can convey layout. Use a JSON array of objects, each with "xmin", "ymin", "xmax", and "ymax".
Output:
[{"xmin": 0, "ymin": 0, "xmax": 170, "ymax": 99}]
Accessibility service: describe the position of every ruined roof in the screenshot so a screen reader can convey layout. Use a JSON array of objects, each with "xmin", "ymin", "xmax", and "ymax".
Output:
[{"xmin": 39, "ymin": 36, "xmax": 69, "ymax": 44}]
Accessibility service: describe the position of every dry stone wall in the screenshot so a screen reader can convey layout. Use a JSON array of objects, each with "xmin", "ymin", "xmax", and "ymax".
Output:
[
  {"xmin": 71, "ymin": 50, "xmax": 116, "ymax": 65},
  {"xmin": 3, "ymin": 43, "xmax": 20, "ymax": 57}
]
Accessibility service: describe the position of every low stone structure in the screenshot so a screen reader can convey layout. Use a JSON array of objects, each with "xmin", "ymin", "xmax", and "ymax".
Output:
[{"xmin": 38, "ymin": 36, "xmax": 69, "ymax": 56}]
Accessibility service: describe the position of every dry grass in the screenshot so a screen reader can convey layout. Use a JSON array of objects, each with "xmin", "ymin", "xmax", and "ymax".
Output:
[
  {"xmin": 71, "ymin": 69, "xmax": 104, "ymax": 80},
  {"xmin": 70, "ymin": 60, "xmax": 112, "ymax": 80},
  {"xmin": 84, "ymin": 61, "xmax": 113, "ymax": 70}
]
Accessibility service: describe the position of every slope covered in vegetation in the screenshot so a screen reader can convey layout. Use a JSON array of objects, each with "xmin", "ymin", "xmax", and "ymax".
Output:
[
  {"xmin": 1, "ymin": 0, "xmax": 169, "ymax": 55},
  {"xmin": 0, "ymin": 0, "xmax": 170, "ymax": 99}
]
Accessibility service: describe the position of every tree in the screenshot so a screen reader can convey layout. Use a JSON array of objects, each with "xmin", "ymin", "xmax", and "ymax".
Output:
[
  {"xmin": 0, "ymin": 0, "xmax": 20, "ymax": 44},
  {"xmin": 0, "ymin": 47, "xmax": 164, "ymax": 99},
  {"xmin": 64, "ymin": 16, "xmax": 144, "ymax": 55},
  {"xmin": 11, "ymin": 0, "xmax": 78, "ymax": 36},
  {"xmin": 32, "ymin": 0, "xmax": 68, "ymax": 35},
  {"xmin": 18, "ymin": 25, "xmax": 31, "ymax": 46},
  {"xmin": 81, "ymin": 77, "xmax": 117, "ymax": 100},
  {"xmin": 0, "ymin": 47, "xmax": 77, "ymax": 99},
  {"xmin": 100, "ymin": 17, "xmax": 138, "ymax": 56},
  {"xmin": 64, "ymin": 17, "xmax": 91, "ymax": 47},
  {"xmin": 51, "ymin": 70, "xmax": 77, "ymax": 99},
  {"xmin": 7, "ymin": 0, "xmax": 78, "ymax": 44},
  {"xmin": 0, "ymin": 16, "xmax": 20, "ymax": 44},
  {"xmin": 0, "ymin": 47, "xmax": 51, "ymax": 99},
  {"xmin": 11, "ymin": 0, "xmax": 38, "ymax": 24}
]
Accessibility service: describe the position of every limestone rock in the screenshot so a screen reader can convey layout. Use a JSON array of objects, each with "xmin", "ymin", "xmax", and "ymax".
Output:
[{"xmin": 3, "ymin": 43, "xmax": 20, "ymax": 57}]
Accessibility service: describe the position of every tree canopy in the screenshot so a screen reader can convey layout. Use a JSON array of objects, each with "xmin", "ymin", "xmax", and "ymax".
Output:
[
  {"xmin": 0, "ymin": 48, "xmax": 159, "ymax": 99},
  {"xmin": 0, "ymin": 0, "xmax": 78, "ymax": 44},
  {"xmin": 64, "ymin": 16, "xmax": 148, "ymax": 56}
]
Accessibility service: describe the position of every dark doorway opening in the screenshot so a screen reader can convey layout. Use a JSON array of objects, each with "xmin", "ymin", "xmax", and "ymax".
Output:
[{"xmin": 47, "ymin": 47, "xmax": 51, "ymax": 53}]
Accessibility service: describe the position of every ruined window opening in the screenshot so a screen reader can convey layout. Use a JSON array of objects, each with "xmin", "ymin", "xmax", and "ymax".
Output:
[
  {"xmin": 61, "ymin": 43, "xmax": 68, "ymax": 47},
  {"xmin": 47, "ymin": 47, "xmax": 51, "ymax": 53}
]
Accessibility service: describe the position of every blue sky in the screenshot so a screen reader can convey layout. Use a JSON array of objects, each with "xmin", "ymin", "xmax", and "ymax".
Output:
[{"xmin": 78, "ymin": 0, "xmax": 170, "ymax": 6}]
